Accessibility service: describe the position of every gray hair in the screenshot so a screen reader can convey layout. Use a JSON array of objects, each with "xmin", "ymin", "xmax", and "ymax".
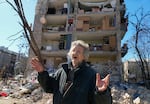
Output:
[{"xmin": 68, "ymin": 40, "xmax": 89, "ymax": 60}]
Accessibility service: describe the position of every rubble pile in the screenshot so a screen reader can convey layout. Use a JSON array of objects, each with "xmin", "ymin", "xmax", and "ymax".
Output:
[
  {"xmin": 0, "ymin": 72, "xmax": 53, "ymax": 104},
  {"xmin": 0, "ymin": 72, "xmax": 150, "ymax": 104},
  {"xmin": 111, "ymin": 83, "xmax": 150, "ymax": 104}
]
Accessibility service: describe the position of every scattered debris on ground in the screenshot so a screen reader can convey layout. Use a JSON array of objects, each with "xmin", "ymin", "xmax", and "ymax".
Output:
[{"xmin": 0, "ymin": 71, "xmax": 150, "ymax": 104}]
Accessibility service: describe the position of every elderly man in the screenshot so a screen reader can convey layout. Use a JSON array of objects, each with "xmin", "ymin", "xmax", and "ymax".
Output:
[{"xmin": 31, "ymin": 40, "xmax": 112, "ymax": 104}]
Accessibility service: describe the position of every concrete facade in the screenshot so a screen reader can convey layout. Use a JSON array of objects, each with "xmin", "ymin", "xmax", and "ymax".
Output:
[
  {"xmin": 123, "ymin": 60, "xmax": 150, "ymax": 83},
  {"xmin": 30, "ymin": 0, "xmax": 127, "ymax": 81},
  {"xmin": 0, "ymin": 46, "xmax": 17, "ymax": 76}
]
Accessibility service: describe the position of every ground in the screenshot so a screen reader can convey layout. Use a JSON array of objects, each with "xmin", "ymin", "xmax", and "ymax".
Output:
[{"xmin": 0, "ymin": 93, "xmax": 53, "ymax": 104}]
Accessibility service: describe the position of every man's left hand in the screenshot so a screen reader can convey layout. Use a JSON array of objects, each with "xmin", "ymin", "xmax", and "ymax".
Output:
[{"xmin": 96, "ymin": 73, "xmax": 110, "ymax": 92}]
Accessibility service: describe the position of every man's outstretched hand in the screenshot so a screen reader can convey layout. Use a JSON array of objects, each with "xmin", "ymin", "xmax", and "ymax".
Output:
[
  {"xmin": 31, "ymin": 57, "xmax": 44, "ymax": 72},
  {"xmin": 96, "ymin": 73, "xmax": 110, "ymax": 92}
]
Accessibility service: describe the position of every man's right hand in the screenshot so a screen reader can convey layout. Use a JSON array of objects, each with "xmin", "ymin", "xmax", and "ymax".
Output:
[{"xmin": 31, "ymin": 57, "xmax": 44, "ymax": 72}]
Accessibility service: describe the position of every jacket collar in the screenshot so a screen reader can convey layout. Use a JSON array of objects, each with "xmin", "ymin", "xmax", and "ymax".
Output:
[
  {"xmin": 61, "ymin": 61, "xmax": 89, "ymax": 77},
  {"xmin": 69, "ymin": 60, "xmax": 86, "ymax": 70},
  {"xmin": 71, "ymin": 61, "xmax": 89, "ymax": 78}
]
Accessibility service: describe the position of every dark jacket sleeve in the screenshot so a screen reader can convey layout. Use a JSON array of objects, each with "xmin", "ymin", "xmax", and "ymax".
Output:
[
  {"xmin": 94, "ymin": 87, "xmax": 112, "ymax": 104},
  {"xmin": 38, "ymin": 71, "xmax": 59, "ymax": 93},
  {"xmin": 89, "ymin": 72, "xmax": 112, "ymax": 104},
  {"xmin": 93, "ymin": 69, "xmax": 112, "ymax": 104}
]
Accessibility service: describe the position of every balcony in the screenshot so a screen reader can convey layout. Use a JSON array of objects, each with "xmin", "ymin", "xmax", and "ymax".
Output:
[
  {"xmin": 90, "ymin": 51, "xmax": 117, "ymax": 57},
  {"xmin": 47, "ymin": 0, "xmax": 75, "ymax": 15},
  {"xmin": 80, "ymin": 0, "xmax": 108, "ymax": 3},
  {"xmin": 41, "ymin": 50, "xmax": 68, "ymax": 57},
  {"xmin": 76, "ymin": 14, "xmax": 116, "ymax": 32},
  {"xmin": 43, "ymin": 32, "xmax": 72, "ymax": 40},
  {"xmin": 45, "ymin": 15, "xmax": 67, "ymax": 25},
  {"xmin": 41, "ymin": 48, "xmax": 117, "ymax": 58},
  {"xmin": 75, "ymin": 30, "xmax": 116, "ymax": 40},
  {"xmin": 78, "ymin": 1, "xmax": 116, "ymax": 15}
]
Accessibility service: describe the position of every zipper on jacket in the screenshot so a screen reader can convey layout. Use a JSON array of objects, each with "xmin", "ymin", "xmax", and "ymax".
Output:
[{"xmin": 63, "ymin": 82, "xmax": 73, "ymax": 97}]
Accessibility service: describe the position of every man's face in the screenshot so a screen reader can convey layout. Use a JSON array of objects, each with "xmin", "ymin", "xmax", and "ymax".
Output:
[{"xmin": 70, "ymin": 45, "xmax": 85, "ymax": 68}]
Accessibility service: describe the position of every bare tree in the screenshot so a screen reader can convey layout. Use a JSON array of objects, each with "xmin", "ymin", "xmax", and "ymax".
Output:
[
  {"xmin": 127, "ymin": 8, "xmax": 150, "ymax": 88},
  {"xmin": 5, "ymin": 0, "xmax": 43, "ymax": 65}
]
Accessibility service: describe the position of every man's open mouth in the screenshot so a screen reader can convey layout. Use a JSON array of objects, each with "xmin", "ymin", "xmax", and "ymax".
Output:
[{"xmin": 73, "ymin": 56, "xmax": 77, "ymax": 59}]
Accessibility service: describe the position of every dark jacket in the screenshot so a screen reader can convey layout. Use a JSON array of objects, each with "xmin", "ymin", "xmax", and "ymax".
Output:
[{"xmin": 38, "ymin": 61, "xmax": 112, "ymax": 104}]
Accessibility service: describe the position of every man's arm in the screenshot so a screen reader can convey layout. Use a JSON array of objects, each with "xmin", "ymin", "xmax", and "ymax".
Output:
[
  {"xmin": 94, "ymin": 86, "xmax": 112, "ymax": 104},
  {"xmin": 38, "ymin": 71, "xmax": 58, "ymax": 93},
  {"xmin": 31, "ymin": 57, "xmax": 58, "ymax": 93},
  {"xmin": 94, "ymin": 73, "xmax": 112, "ymax": 104}
]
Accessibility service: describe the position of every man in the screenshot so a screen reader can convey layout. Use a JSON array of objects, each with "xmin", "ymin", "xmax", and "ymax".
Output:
[{"xmin": 31, "ymin": 40, "xmax": 112, "ymax": 104}]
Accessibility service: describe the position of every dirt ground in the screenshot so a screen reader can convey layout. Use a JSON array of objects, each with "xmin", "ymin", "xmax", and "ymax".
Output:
[
  {"xmin": 0, "ymin": 93, "xmax": 53, "ymax": 104},
  {"xmin": 0, "ymin": 97, "xmax": 28, "ymax": 104}
]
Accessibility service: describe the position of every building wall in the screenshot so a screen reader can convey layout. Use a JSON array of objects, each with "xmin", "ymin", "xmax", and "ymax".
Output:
[
  {"xmin": 29, "ymin": 0, "xmax": 127, "ymax": 82},
  {"xmin": 0, "ymin": 47, "xmax": 17, "ymax": 75},
  {"xmin": 123, "ymin": 61, "xmax": 150, "ymax": 83},
  {"xmin": 0, "ymin": 47, "xmax": 28, "ymax": 76}
]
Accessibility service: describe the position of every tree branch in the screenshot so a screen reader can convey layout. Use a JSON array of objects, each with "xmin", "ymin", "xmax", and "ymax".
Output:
[{"xmin": 6, "ymin": 0, "xmax": 43, "ymax": 64}]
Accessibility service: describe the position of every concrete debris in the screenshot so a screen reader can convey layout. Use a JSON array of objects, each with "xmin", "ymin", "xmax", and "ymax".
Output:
[
  {"xmin": 0, "ymin": 71, "xmax": 150, "ymax": 104},
  {"xmin": 111, "ymin": 83, "xmax": 150, "ymax": 104},
  {"xmin": 0, "ymin": 71, "xmax": 51, "ymax": 104},
  {"xmin": 133, "ymin": 97, "xmax": 141, "ymax": 104}
]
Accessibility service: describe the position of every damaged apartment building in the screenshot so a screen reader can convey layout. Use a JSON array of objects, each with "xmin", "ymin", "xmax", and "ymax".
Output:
[
  {"xmin": 29, "ymin": 0, "xmax": 128, "ymax": 82},
  {"xmin": 0, "ymin": 46, "xmax": 16, "ymax": 76},
  {"xmin": 0, "ymin": 46, "xmax": 28, "ymax": 77}
]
